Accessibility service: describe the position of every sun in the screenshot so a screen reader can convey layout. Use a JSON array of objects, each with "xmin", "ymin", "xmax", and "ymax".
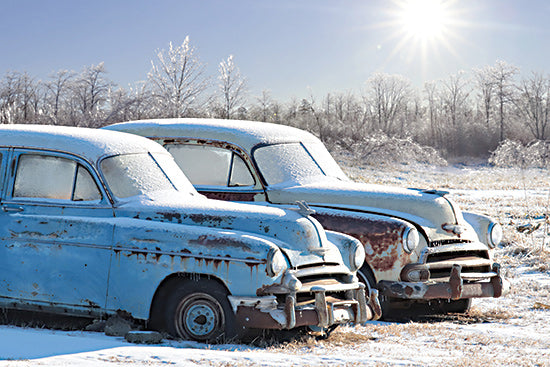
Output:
[
  {"xmin": 398, "ymin": 0, "xmax": 449, "ymax": 41},
  {"xmin": 377, "ymin": 0, "xmax": 462, "ymax": 69}
]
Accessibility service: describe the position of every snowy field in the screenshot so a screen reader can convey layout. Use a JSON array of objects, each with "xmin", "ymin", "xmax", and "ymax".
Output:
[{"xmin": 2, "ymin": 164, "xmax": 550, "ymax": 366}]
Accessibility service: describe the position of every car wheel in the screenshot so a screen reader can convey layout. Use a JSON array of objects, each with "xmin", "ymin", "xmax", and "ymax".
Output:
[
  {"xmin": 439, "ymin": 298, "xmax": 472, "ymax": 314},
  {"xmin": 164, "ymin": 279, "xmax": 238, "ymax": 343}
]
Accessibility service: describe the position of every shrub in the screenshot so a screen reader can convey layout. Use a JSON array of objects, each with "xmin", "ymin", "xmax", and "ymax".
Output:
[
  {"xmin": 332, "ymin": 132, "xmax": 447, "ymax": 167},
  {"xmin": 489, "ymin": 139, "xmax": 550, "ymax": 168}
]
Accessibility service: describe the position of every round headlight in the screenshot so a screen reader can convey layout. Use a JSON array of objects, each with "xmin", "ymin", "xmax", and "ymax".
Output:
[
  {"xmin": 267, "ymin": 248, "xmax": 287, "ymax": 277},
  {"xmin": 487, "ymin": 222, "xmax": 502, "ymax": 249},
  {"xmin": 349, "ymin": 241, "xmax": 365, "ymax": 272},
  {"xmin": 403, "ymin": 227, "xmax": 420, "ymax": 253}
]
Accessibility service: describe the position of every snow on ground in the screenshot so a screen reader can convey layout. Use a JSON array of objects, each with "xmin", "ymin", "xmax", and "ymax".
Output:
[{"xmin": 2, "ymin": 164, "xmax": 550, "ymax": 366}]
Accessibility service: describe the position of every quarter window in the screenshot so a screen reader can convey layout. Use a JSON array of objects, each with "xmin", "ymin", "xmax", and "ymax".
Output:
[
  {"xmin": 165, "ymin": 144, "xmax": 254, "ymax": 187},
  {"xmin": 13, "ymin": 154, "xmax": 101, "ymax": 201}
]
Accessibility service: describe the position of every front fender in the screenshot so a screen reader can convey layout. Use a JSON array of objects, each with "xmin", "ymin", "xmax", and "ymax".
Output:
[
  {"xmin": 325, "ymin": 230, "xmax": 363, "ymax": 272},
  {"xmin": 310, "ymin": 206, "xmax": 425, "ymax": 282},
  {"xmin": 462, "ymin": 211, "xmax": 497, "ymax": 249},
  {"xmin": 106, "ymin": 218, "xmax": 282, "ymax": 319}
]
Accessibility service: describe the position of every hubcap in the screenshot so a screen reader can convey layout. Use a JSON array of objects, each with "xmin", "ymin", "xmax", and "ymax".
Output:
[
  {"xmin": 185, "ymin": 303, "xmax": 216, "ymax": 336},
  {"xmin": 175, "ymin": 293, "xmax": 224, "ymax": 341}
]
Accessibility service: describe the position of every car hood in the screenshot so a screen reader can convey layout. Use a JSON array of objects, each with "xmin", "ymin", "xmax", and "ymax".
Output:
[
  {"xmin": 266, "ymin": 178, "xmax": 465, "ymax": 239},
  {"xmin": 113, "ymin": 191, "xmax": 344, "ymax": 266}
]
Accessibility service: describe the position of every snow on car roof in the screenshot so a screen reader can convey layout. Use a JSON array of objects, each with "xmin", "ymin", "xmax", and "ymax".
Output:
[
  {"xmin": 103, "ymin": 118, "xmax": 321, "ymax": 152},
  {"xmin": 0, "ymin": 124, "xmax": 166, "ymax": 163}
]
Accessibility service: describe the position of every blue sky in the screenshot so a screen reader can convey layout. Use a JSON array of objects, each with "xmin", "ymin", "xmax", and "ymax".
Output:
[{"xmin": 1, "ymin": 0, "xmax": 550, "ymax": 101}]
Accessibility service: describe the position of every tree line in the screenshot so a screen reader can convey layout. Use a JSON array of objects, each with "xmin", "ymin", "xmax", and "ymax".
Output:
[{"xmin": 1, "ymin": 36, "xmax": 549, "ymax": 161}]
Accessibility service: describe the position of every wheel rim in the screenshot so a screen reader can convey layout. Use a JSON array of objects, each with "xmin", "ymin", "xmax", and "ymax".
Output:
[{"xmin": 175, "ymin": 293, "xmax": 224, "ymax": 341}]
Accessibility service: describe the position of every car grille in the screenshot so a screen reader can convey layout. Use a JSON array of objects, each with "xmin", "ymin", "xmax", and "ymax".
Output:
[
  {"xmin": 425, "ymin": 249, "xmax": 493, "ymax": 281},
  {"xmin": 276, "ymin": 263, "xmax": 355, "ymax": 306}
]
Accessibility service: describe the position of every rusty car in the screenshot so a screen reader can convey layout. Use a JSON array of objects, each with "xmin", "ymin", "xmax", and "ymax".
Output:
[
  {"xmin": 0, "ymin": 124, "xmax": 380, "ymax": 342},
  {"xmin": 104, "ymin": 118, "xmax": 509, "ymax": 316}
]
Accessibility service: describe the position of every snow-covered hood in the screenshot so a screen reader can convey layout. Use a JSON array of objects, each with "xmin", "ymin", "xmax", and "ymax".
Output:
[
  {"xmin": 266, "ymin": 178, "xmax": 463, "ymax": 238},
  {"xmin": 113, "ymin": 191, "xmax": 343, "ymax": 266}
]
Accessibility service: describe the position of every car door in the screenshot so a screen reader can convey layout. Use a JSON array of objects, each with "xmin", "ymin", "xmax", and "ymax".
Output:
[
  {"xmin": 0, "ymin": 148, "xmax": 115, "ymax": 313},
  {"xmin": 163, "ymin": 142, "xmax": 267, "ymax": 202}
]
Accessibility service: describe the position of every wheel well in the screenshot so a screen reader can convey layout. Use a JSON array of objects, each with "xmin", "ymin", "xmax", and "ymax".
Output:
[
  {"xmin": 148, "ymin": 273, "xmax": 230, "ymax": 330},
  {"xmin": 357, "ymin": 263, "xmax": 377, "ymax": 292}
]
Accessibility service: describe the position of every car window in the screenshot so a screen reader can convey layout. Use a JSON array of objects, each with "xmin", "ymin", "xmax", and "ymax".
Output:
[
  {"xmin": 13, "ymin": 154, "xmax": 101, "ymax": 201},
  {"xmin": 73, "ymin": 165, "xmax": 102, "ymax": 201},
  {"xmin": 229, "ymin": 154, "xmax": 255, "ymax": 186},
  {"xmin": 165, "ymin": 144, "xmax": 254, "ymax": 187},
  {"xmin": 253, "ymin": 142, "xmax": 349, "ymax": 185},
  {"xmin": 100, "ymin": 152, "xmax": 196, "ymax": 199},
  {"xmin": 253, "ymin": 143, "xmax": 324, "ymax": 185}
]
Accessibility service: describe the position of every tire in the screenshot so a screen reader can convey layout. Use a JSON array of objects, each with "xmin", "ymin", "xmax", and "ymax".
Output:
[
  {"xmin": 163, "ymin": 279, "xmax": 239, "ymax": 343},
  {"xmin": 357, "ymin": 265, "xmax": 391, "ymax": 319},
  {"xmin": 439, "ymin": 298, "xmax": 472, "ymax": 314}
]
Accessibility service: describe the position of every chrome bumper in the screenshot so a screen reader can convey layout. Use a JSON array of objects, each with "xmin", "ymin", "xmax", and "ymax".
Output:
[
  {"xmin": 228, "ymin": 284, "xmax": 381, "ymax": 330},
  {"xmin": 378, "ymin": 263, "xmax": 510, "ymax": 300}
]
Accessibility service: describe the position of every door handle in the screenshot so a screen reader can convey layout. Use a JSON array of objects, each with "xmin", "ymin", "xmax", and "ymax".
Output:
[{"xmin": 2, "ymin": 205, "xmax": 24, "ymax": 213}]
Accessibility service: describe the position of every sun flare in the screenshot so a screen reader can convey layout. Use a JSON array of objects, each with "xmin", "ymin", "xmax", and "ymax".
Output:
[
  {"xmin": 399, "ymin": 0, "xmax": 448, "ymax": 40},
  {"xmin": 377, "ymin": 0, "xmax": 462, "ymax": 69}
]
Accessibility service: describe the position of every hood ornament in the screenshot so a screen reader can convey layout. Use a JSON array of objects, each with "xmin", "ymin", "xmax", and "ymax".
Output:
[{"xmin": 293, "ymin": 200, "xmax": 316, "ymax": 217}]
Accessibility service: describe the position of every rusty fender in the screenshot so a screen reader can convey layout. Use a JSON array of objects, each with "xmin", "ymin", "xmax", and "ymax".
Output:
[
  {"xmin": 228, "ymin": 286, "xmax": 381, "ymax": 330},
  {"xmin": 378, "ymin": 263, "xmax": 510, "ymax": 300},
  {"xmin": 310, "ymin": 207, "xmax": 417, "ymax": 275}
]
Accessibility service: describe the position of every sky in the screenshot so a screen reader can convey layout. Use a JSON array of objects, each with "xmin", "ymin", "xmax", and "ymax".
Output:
[{"xmin": 1, "ymin": 0, "xmax": 550, "ymax": 101}]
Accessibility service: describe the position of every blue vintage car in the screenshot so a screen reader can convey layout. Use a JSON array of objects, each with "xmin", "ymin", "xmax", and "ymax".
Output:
[{"xmin": 0, "ymin": 124, "xmax": 379, "ymax": 342}]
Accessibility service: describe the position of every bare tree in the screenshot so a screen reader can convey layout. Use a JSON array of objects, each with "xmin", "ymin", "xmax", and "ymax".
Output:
[
  {"xmin": 71, "ymin": 63, "xmax": 113, "ymax": 126},
  {"xmin": 44, "ymin": 70, "xmax": 75, "ymax": 125},
  {"xmin": 148, "ymin": 38, "xmax": 209, "ymax": 118},
  {"xmin": 251, "ymin": 89, "xmax": 274, "ymax": 122},
  {"xmin": 474, "ymin": 65, "xmax": 496, "ymax": 127},
  {"xmin": 104, "ymin": 82, "xmax": 154, "ymax": 124},
  {"xmin": 515, "ymin": 72, "xmax": 550, "ymax": 140},
  {"xmin": 441, "ymin": 72, "xmax": 471, "ymax": 128},
  {"xmin": 491, "ymin": 61, "xmax": 519, "ymax": 141},
  {"xmin": 366, "ymin": 73, "xmax": 412, "ymax": 135},
  {"xmin": 218, "ymin": 55, "xmax": 247, "ymax": 119},
  {"xmin": 0, "ymin": 71, "xmax": 41, "ymax": 124}
]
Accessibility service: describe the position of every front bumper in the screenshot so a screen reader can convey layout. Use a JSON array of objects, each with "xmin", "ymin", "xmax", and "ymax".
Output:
[
  {"xmin": 228, "ymin": 284, "xmax": 381, "ymax": 330},
  {"xmin": 378, "ymin": 263, "xmax": 510, "ymax": 300}
]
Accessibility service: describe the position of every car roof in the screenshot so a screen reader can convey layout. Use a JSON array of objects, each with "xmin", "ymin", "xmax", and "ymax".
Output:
[
  {"xmin": 0, "ymin": 124, "xmax": 166, "ymax": 163},
  {"xmin": 103, "ymin": 118, "xmax": 321, "ymax": 152}
]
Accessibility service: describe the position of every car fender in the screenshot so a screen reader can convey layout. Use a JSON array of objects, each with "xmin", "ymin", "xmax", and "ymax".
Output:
[
  {"xmin": 309, "ymin": 206, "xmax": 426, "ymax": 282},
  {"xmin": 106, "ymin": 217, "xmax": 283, "ymax": 320}
]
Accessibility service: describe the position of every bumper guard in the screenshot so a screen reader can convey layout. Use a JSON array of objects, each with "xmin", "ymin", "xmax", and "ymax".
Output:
[{"xmin": 378, "ymin": 263, "xmax": 510, "ymax": 300}]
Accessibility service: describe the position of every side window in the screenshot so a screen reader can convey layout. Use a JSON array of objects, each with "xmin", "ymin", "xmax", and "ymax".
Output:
[
  {"xmin": 74, "ymin": 165, "xmax": 102, "ymax": 201},
  {"xmin": 13, "ymin": 154, "xmax": 101, "ymax": 202},
  {"xmin": 229, "ymin": 155, "xmax": 255, "ymax": 186},
  {"xmin": 165, "ymin": 144, "xmax": 254, "ymax": 187}
]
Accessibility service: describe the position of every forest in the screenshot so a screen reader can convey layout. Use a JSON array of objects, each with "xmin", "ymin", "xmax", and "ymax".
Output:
[{"xmin": 1, "ymin": 37, "xmax": 549, "ymax": 168}]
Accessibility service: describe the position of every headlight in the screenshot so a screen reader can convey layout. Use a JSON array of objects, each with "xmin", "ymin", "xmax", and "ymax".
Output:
[
  {"xmin": 487, "ymin": 222, "xmax": 502, "ymax": 249},
  {"xmin": 349, "ymin": 241, "xmax": 365, "ymax": 272},
  {"xmin": 403, "ymin": 227, "xmax": 420, "ymax": 253},
  {"xmin": 266, "ymin": 248, "xmax": 287, "ymax": 277}
]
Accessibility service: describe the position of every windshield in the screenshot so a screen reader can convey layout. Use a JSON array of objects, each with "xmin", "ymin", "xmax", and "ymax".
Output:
[
  {"xmin": 253, "ymin": 142, "xmax": 349, "ymax": 185},
  {"xmin": 100, "ymin": 152, "xmax": 197, "ymax": 199}
]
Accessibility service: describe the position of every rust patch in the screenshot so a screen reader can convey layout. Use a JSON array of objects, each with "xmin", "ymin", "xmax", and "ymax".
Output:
[
  {"xmin": 157, "ymin": 212, "xmax": 182, "ymax": 224},
  {"xmin": 313, "ymin": 213, "xmax": 405, "ymax": 272},
  {"xmin": 187, "ymin": 213, "xmax": 233, "ymax": 226},
  {"xmin": 188, "ymin": 234, "xmax": 255, "ymax": 252}
]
